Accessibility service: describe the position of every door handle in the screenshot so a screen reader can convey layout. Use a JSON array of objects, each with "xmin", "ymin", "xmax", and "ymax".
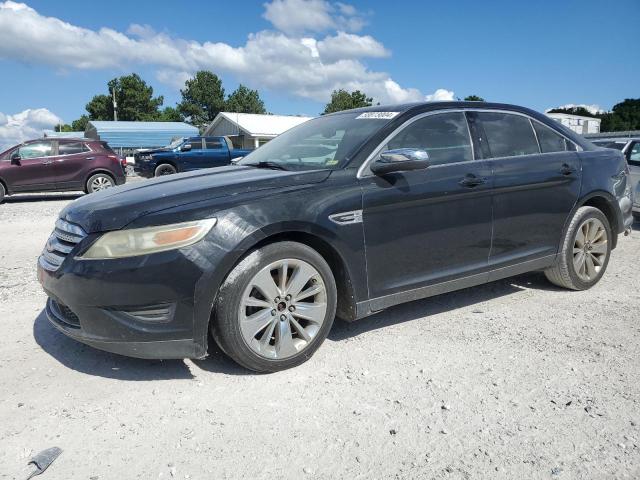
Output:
[
  {"xmin": 560, "ymin": 163, "xmax": 575, "ymax": 176},
  {"xmin": 42, "ymin": 160, "xmax": 53, "ymax": 165},
  {"xmin": 85, "ymin": 156, "xmax": 95, "ymax": 161},
  {"xmin": 459, "ymin": 174, "xmax": 487, "ymax": 188}
]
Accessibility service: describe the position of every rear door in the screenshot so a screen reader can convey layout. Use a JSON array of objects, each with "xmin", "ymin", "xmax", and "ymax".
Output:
[
  {"xmin": 468, "ymin": 111, "xmax": 581, "ymax": 273},
  {"xmin": 53, "ymin": 140, "xmax": 91, "ymax": 189},
  {"xmin": 2, "ymin": 141, "xmax": 57, "ymax": 191},
  {"xmin": 203, "ymin": 137, "xmax": 232, "ymax": 167}
]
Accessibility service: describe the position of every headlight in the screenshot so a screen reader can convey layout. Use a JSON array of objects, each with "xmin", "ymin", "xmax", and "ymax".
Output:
[{"xmin": 80, "ymin": 218, "xmax": 217, "ymax": 259}]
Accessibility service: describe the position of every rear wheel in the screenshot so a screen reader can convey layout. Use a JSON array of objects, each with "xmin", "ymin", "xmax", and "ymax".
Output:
[
  {"xmin": 544, "ymin": 206, "xmax": 612, "ymax": 290},
  {"xmin": 154, "ymin": 164, "xmax": 177, "ymax": 177},
  {"xmin": 212, "ymin": 241, "xmax": 337, "ymax": 372},
  {"xmin": 86, "ymin": 173, "xmax": 114, "ymax": 193},
  {"xmin": 0, "ymin": 182, "xmax": 5, "ymax": 204}
]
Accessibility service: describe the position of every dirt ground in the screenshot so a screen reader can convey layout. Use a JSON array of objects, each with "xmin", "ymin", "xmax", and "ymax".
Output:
[{"xmin": 1, "ymin": 190, "xmax": 639, "ymax": 479}]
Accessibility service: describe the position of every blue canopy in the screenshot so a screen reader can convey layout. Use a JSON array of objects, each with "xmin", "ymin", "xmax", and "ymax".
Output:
[{"xmin": 86, "ymin": 121, "xmax": 198, "ymax": 149}]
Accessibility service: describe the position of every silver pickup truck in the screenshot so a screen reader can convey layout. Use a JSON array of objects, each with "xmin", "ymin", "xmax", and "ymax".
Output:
[{"xmin": 592, "ymin": 138, "xmax": 640, "ymax": 220}]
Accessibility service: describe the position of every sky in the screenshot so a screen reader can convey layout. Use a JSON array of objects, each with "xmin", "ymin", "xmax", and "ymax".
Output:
[{"xmin": 0, "ymin": 0, "xmax": 638, "ymax": 148}]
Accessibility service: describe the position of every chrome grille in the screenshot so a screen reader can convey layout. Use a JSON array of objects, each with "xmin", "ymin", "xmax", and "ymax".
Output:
[{"xmin": 39, "ymin": 218, "xmax": 87, "ymax": 272}]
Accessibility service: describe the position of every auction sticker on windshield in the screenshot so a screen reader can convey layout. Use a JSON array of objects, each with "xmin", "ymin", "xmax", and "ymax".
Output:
[{"xmin": 355, "ymin": 112, "xmax": 400, "ymax": 119}]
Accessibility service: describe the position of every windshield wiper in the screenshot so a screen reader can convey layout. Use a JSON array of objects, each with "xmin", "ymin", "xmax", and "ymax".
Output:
[{"xmin": 243, "ymin": 161, "xmax": 289, "ymax": 171}]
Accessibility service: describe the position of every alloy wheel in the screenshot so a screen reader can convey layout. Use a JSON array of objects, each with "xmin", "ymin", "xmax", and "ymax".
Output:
[
  {"xmin": 238, "ymin": 259, "xmax": 327, "ymax": 359},
  {"xmin": 573, "ymin": 217, "xmax": 608, "ymax": 282},
  {"xmin": 91, "ymin": 176, "xmax": 113, "ymax": 192}
]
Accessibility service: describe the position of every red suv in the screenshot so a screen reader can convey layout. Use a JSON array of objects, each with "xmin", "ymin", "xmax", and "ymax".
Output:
[{"xmin": 0, "ymin": 138, "xmax": 126, "ymax": 203}]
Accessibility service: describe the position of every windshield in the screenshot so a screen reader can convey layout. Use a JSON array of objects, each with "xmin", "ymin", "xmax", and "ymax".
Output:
[
  {"xmin": 238, "ymin": 112, "xmax": 397, "ymax": 170},
  {"xmin": 167, "ymin": 138, "xmax": 185, "ymax": 149},
  {"xmin": 593, "ymin": 141, "xmax": 626, "ymax": 150}
]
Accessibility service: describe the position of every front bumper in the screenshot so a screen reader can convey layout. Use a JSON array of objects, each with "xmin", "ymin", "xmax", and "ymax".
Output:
[
  {"xmin": 37, "ymin": 241, "xmax": 219, "ymax": 359},
  {"xmin": 133, "ymin": 158, "xmax": 154, "ymax": 178}
]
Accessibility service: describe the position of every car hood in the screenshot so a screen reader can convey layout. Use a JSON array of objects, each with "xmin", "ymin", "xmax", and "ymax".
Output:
[{"xmin": 61, "ymin": 166, "xmax": 332, "ymax": 233}]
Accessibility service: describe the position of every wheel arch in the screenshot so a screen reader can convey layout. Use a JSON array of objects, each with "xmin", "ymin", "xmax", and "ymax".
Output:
[
  {"xmin": 0, "ymin": 176, "xmax": 8, "ymax": 196},
  {"xmin": 84, "ymin": 169, "xmax": 116, "ymax": 193},
  {"xmin": 154, "ymin": 161, "xmax": 179, "ymax": 174},
  {"xmin": 563, "ymin": 191, "xmax": 621, "ymax": 251}
]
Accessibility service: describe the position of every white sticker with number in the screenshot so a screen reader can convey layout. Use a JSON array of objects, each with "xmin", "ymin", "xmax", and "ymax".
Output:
[{"xmin": 355, "ymin": 112, "xmax": 400, "ymax": 120}]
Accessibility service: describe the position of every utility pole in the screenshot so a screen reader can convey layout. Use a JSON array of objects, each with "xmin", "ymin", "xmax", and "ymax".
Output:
[{"xmin": 112, "ymin": 87, "xmax": 118, "ymax": 122}]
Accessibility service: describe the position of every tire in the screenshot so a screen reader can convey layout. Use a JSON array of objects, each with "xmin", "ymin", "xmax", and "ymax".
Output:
[
  {"xmin": 154, "ymin": 163, "xmax": 177, "ymax": 177},
  {"xmin": 544, "ymin": 206, "xmax": 612, "ymax": 290},
  {"xmin": 212, "ymin": 241, "xmax": 337, "ymax": 372},
  {"xmin": 0, "ymin": 182, "xmax": 5, "ymax": 204},
  {"xmin": 86, "ymin": 173, "xmax": 115, "ymax": 193}
]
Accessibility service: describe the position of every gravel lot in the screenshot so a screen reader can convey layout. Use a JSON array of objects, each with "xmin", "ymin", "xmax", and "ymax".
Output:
[{"xmin": 1, "ymin": 190, "xmax": 639, "ymax": 479}]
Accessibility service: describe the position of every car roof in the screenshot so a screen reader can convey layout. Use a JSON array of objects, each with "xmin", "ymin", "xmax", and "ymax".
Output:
[{"xmin": 326, "ymin": 101, "xmax": 545, "ymax": 116}]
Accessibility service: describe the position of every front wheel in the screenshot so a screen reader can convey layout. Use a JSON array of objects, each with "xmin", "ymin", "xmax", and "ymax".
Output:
[
  {"xmin": 212, "ymin": 241, "xmax": 337, "ymax": 372},
  {"xmin": 154, "ymin": 164, "xmax": 177, "ymax": 177},
  {"xmin": 86, "ymin": 173, "xmax": 115, "ymax": 193},
  {"xmin": 544, "ymin": 206, "xmax": 612, "ymax": 290}
]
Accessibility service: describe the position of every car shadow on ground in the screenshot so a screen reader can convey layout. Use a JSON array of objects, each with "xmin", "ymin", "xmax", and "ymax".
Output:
[
  {"xmin": 5, "ymin": 192, "xmax": 83, "ymax": 203},
  {"xmin": 328, "ymin": 271, "xmax": 557, "ymax": 342},
  {"xmin": 33, "ymin": 310, "xmax": 194, "ymax": 381},
  {"xmin": 31, "ymin": 271, "xmax": 565, "ymax": 378}
]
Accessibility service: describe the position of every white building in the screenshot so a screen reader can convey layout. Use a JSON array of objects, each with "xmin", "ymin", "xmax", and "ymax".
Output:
[
  {"xmin": 204, "ymin": 112, "xmax": 314, "ymax": 149},
  {"xmin": 546, "ymin": 112, "xmax": 601, "ymax": 135}
]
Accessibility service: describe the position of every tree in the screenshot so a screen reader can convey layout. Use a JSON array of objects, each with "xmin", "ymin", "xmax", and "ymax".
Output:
[
  {"xmin": 603, "ymin": 98, "xmax": 640, "ymax": 131},
  {"xmin": 547, "ymin": 106, "xmax": 598, "ymax": 118},
  {"xmin": 177, "ymin": 71, "xmax": 225, "ymax": 127},
  {"xmin": 464, "ymin": 95, "xmax": 485, "ymax": 102},
  {"xmin": 85, "ymin": 74, "xmax": 164, "ymax": 121},
  {"xmin": 225, "ymin": 85, "xmax": 266, "ymax": 114},
  {"xmin": 54, "ymin": 123, "xmax": 74, "ymax": 132},
  {"xmin": 157, "ymin": 107, "xmax": 184, "ymax": 122},
  {"xmin": 323, "ymin": 89, "xmax": 373, "ymax": 114},
  {"xmin": 71, "ymin": 115, "xmax": 89, "ymax": 132}
]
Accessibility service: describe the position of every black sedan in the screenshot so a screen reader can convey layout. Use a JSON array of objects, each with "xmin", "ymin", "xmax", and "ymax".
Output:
[{"xmin": 38, "ymin": 102, "xmax": 634, "ymax": 372}]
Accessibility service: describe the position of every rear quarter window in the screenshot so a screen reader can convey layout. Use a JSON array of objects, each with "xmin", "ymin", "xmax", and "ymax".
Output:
[{"xmin": 532, "ymin": 121, "xmax": 568, "ymax": 153}]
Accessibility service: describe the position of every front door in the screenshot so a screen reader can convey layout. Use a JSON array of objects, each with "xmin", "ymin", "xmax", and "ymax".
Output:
[
  {"xmin": 360, "ymin": 111, "xmax": 493, "ymax": 300},
  {"xmin": 180, "ymin": 138, "xmax": 206, "ymax": 171},
  {"xmin": 468, "ymin": 111, "xmax": 582, "ymax": 269},
  {"xmin": 3, "ymin": 141, "xmax": 57, "ymax": 191}
]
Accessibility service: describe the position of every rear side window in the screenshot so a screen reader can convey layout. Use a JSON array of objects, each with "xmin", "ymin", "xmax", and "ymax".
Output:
[
  {"xmin": 532, "ymin": 121, "xmax": 567, "ymax": 153},
  {"xmin": 58, "ymin": 142, "xmax": 87, "ymax": 155},
  {"xmin": 474, "ymin": 112, "xmax": 539, "ymax": 158},
  {"xmin": 18, "ymin": 141, "xmax": 53, "ymax": 159},
  {"xmin": 386, "ymin": 112, "xmax": 473, "ymax": 166},
  {"xmin": 205, "ymin": 139, "xmax": 222, "ymax": 149},
  {"xmin": 99, "ymin": 142, "xmax": 115, "ymax": 153}
]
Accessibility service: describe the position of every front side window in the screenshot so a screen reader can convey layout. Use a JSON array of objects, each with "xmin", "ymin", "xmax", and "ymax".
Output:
[
  {"xmin": 58, "ymin": 142, "xmax": 86, "ymax": 155},
  {"xmin": 18, "ymin": 142, "xmax": 53, "ymax": 159},
  {"xmin": 188, "ymin": 140, "xmax": 203, "ymax": 150},
  {"xmin": 385, "ymin": 112, "xmax": 473, "ymax": 166},
  {"xmin": 532, "ymin": 121, "xmax": 567, "ymax": 153},
  {"xmin": 475, "ymin": 112, "xmax": 539, "ymax": 158}
]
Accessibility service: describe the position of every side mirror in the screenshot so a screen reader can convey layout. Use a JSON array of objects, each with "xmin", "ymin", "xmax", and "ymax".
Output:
[
  {"xmin": 10, "ymin": 152, "xmax": 21, "ymax": 165},
  {"xmin": 180, "ymin": 144, "xmax": 192, "ymax": 152},
  {"xmin": 370, "ymin": 148, "xmax": 430, "ymax": 175}
]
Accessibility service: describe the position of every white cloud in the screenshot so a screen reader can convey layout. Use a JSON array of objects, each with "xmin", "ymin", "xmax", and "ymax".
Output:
[
  {"xmin": 425, "ymin": 88, "xmax": 456, "ymax": 102},
  {"xmin": 316, "ymin": 32, "xmax": 390, "ymax": 62},
  {"xmin": 262, "ymin": 0, "xmax": 365, "ymax": 34},
  {"xmin": 0, "ymin": 1, "xmax": 453, "ymax": 107},
  {"xmin": 0, "ymin": 108, "xmax": 63, "ymax": 150},
  {"xmin": 546, "ymin": 103, "xmax": 603, "ymax": 115}
]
